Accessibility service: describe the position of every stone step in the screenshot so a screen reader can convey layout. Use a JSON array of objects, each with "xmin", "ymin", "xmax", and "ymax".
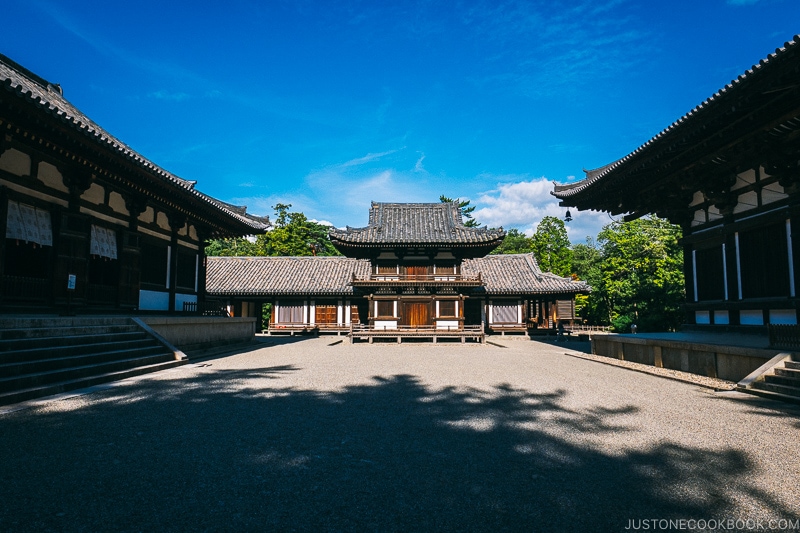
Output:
[
  {"xmin": 751, "ymin": 380, "xmax": 800, "ymax": 398},
  {"xmin": 740, "ymin": 386, "xmax": 800, "ymax": 406},
  {"xmin": 0, "ymin": 324, "xmax": 140, "ymax": 342},
  {"xmin": 0, "ymin": 343, "xmax": 169, "ymax": 379},
  {"xmin": 0, "ymin": 333, "xmax": 150, "ymax": 362},
  {"xmin": 785, "ymin": 360, "xmax": 800, "ymax": 371},
  {"xmin": 0, "ymin": 359, "xmax": 186, "ymax": 407},
  {"xmin": 0, "ymin": 316, "xmax": 132, "ymax": 330},
  {"xmin": 774, "ymin": 367, "xmax": 800, "ymax": 379},
  {"xmin": 763, "ymin": 373, "xmax": 800, "ymax": 388},
  {"xmin": 0, "ymin": 350, "xmax": 174, "ymax": 394}
]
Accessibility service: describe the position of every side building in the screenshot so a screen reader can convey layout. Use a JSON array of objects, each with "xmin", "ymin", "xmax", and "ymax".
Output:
[
  {"xmin": 0, "ymin": 53, "xmax": 268, "ymax": 314},
  {"xmin": 206, "ymin": 202, "xmax": 588, "ymax": 336},
  {"xmin": 552, "ymin": 35, "xmax": 800, "ymax": 330}
]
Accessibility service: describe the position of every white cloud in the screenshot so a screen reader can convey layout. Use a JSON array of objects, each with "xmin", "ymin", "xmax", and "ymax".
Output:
[
  {"xmin": 340, "ymin": 149, "xmax": 401, "ymax": 168},
  {"xmin": 473, "ymin": 176, "xmax": 610, "ymax": 243},
  {"xmin": 414, "ymin": 153, "xmax": 426, "ymax": 172},
  {"xmin": 147, "ymin": 90, "xmax": 190, "ymax": 101}
]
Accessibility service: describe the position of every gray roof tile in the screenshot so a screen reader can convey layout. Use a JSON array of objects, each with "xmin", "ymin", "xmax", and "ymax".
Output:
[
  {"xmin": 329, "ymin": 202, "xmax": 505, "ymax": 245},
  {"xmin": 207, "ymin": 253, "xmax": 589, "ymax": 297},
  {"xmin": 463, "ymin": 254, "xmax": 590, "ymax": 295},
  {"xmin": 206, "ymin": 256, "xmax": 371, "ymax": 296}
]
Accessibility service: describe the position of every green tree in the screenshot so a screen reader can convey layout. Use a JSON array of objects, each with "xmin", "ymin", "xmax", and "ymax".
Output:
[
  {"xmin": 257, "ymin": 203, "xmax": 341, "ymax": 257},
  {"xmin": 570, "ymin": 237, "xmax": 607, "ymax": 325},
  {"xmin": 205, "ymin": 237, "xmax": 260, "ymax": 257},
  {"xmin": 530, "ymin": 216, "xmax": 572, "ymax": 277},
  {"xmin": 490, "ymin": 228, "xmax": 533, "ymax": 254},
  {"xmin": 596, "ymin": 216, "xmax": 684, "ymax": 333},
  {"xmin": 439, "ymin": 195, "xmax": 480, "ymax": 227},
  {"xmin": 206, "ymin": 203, "xmax": 340, "ymax": 257}
]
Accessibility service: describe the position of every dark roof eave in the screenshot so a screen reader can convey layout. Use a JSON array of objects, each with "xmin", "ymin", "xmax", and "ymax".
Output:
[{"xmin": 551, "ymin": 34, "xmax": 800, "ymax": 207}]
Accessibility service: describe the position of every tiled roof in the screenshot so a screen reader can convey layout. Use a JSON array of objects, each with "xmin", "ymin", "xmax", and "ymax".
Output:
[
  {"xmin": 0, "ymin": 53, "xmax": 268, "ymax": 233},
  {"xmin": 552, "ymin": 34, "xmax": 800, "ymax": 204},
  {"xmin": 207, "ymin": 254, "xmax": 589, "ymax": 297},
  {"xmin": 329, "ymin": 202, "xmax": 505, "ymax": 246},
  {"xmin": 463, "ymin": 254, "xmax": 590, "ymax": 295},
  {"xmin": 206, "ymin": 256, "xmax": 371, "ymax": 296}
]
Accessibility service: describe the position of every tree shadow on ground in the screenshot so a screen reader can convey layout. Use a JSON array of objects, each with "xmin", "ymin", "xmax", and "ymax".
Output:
[{"xmin": 0, "ymin": 367, "xmax": 796, "ymax": 532}]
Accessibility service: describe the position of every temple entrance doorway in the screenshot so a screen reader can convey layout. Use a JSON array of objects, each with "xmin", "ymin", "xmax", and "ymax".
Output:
[{"xmin": 401, "ymin": 300, "xmax": 431, "ymax": 327}]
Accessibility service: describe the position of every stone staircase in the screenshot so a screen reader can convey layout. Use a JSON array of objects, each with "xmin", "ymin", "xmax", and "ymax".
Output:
[
  {"xmin": 0, "ymin": 316, "xmax": 186, "ymax": 407},
  {"xmin": 738, "ymin": 353, "xmax": 800, "ymax": 404}
]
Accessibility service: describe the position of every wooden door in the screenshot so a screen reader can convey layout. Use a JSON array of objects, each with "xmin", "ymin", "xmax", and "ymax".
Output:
[
  {"xmin": 402, "ymin": 301, "xmax": 431, "ymax": 327},
  {"xmin": 315, "ymin": 304, "xmax": 337, "ymax": 324},
  {"xmin": 405, "ymin": 265, "xmax": 428, "ymax": 280}
]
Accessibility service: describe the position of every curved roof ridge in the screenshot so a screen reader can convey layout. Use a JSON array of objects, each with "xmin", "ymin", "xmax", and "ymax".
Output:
[{"xmin": 329, "ymin": 202, "xmax": 506, "ymax": 246}]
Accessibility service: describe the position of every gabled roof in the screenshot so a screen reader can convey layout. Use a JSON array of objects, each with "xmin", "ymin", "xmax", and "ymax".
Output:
[
  {"xmin": 0, "ymin": 53, "xmax": 269, "ymax": 235},
  {"xmin": 206, "ymin": 256, "xmax": 371, "ymax": 297},
  {"xmin": 551, "ymin": 35, "xmax": 800, "ymax": 217},
  {"xmin": 329, "ymin": 202, "xmax": 505, "ymax": 248},
  {"xmin": 463, "ymin": 254, "xmax": 589, "ymax": 295}
]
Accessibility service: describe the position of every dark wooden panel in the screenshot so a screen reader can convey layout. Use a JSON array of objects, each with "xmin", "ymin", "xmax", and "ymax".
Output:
[{"xmin": 402, "ymin": 301, "xmax": 431, "ymax": 327}]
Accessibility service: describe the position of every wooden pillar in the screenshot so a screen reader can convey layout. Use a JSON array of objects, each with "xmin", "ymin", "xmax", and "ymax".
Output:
[
  {"xmin": 196, "ymin": 227, "xmax": 209, "ymax": 308},
  {"xmin": 724, "ymin": 230, "xmax": 740, "ymax": 325},
  {"xmin": 0, "ymin": 186, "xmax": 7, "ymax": 306},
  {"xmin": 167, "ymin": 213, "xmax": 186, "ymax": 312}
]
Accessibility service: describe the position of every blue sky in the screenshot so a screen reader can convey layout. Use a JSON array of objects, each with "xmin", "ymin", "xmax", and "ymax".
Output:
[{"xmin": 2, "ymin": 0, "xmax": 798, "ymax": 242}]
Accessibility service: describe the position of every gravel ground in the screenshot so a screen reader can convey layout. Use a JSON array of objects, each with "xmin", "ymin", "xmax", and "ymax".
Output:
[{"xmin": 1, "ymin": 337, "xmax": 798, "ymax": 532}]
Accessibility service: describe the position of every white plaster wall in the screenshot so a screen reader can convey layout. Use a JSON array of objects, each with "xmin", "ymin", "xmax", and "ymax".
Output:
[
  {"xmin": 175, "ymin": 293, "xmax": 198, "ymax": 312},
  {"xmin": 739, "ymin": 310, "xmax": 764, "ymax": 326},
  {"xmin": 769, "ymin": 309, "xmax": 797, "ymax": 325},
  {"xmin": 109, "ymin": 191, "xmax": 129, "ymax": 215},
  {"xmin": 0, "ymin": 148, "xmax": 30, "ymax": 176},
  {"xmin": 82, "ymin": 183, "xmax": 104, "ymax": 205},
  {"xmin": 733, "ymin": 191, "xmax": 758, "ymax": 214},
  {"xmin": 37, "ymin": 161, "xmax": 68, "ymax": 192},
  {"xmin": 695, "ymin": 311, "xmax": 711, "ymax": 325},
  {"xmin": 139, "ymin": 289, "xmax": 170, "ymax": 311}
]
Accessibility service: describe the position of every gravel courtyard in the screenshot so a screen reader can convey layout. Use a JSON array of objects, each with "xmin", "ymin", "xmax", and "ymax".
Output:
[{"xmin": 1, "ymin": 337, "xmax": 799, "ymax": 532}]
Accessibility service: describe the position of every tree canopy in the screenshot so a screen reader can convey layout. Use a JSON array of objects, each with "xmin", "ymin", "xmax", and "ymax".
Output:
[
  {"xmin": 530, "ymin": 216, "xmax": 572, "ymax": 277},
  {"xmin": 490, "ymin": 228, "xmax": 533, "ymax": 255},
  {"xmin": 439, "ymin": 195, "xmax": 480, "ymax": 227},
  {"xmin": 206, "ymin": 203, "xmax": 340, "ymax": 257},
  {"xmin": 588, "ymin": 216, "xmax": 684, "ymax": 332}
]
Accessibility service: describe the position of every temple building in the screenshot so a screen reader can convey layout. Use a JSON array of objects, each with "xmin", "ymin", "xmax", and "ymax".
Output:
[
  {"xmin": 553, "ymin": 36, "xmax": 800, "ymax": 330},
  {"xmin": 206, "ymin": 202, "xmax": 589, "ymax": 339},
  {"xmin": 0, "ymin": 53, "xmax": 269, "ymax": 314}
]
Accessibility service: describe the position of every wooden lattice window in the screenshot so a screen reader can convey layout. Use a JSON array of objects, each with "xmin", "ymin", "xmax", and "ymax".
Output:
[
  {"xmin": 492, "ymin": 301, "xmax": 518, "ymax": 323},
  {"xmin": 376, "ymin": 300, "xmax": 394, "ymax": 317},
  {"xmin": 277, "ymin": 301, "xmax": 304, "ymax": 323},
  {"xmin": 739, "ymin": 222, "xmax": 790, "ymax": 299},
  {"xmin": 695, "ymin": 246, "xmax": 725, "ymax": 301},
  {"xmin": 438, "ymin": 300, "xmax": 457, "ymax": 317}
]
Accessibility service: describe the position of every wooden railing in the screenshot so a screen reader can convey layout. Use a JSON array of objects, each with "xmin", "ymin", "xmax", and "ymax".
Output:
[
  {"xmin": 568, "ymin": 324, "xmax": 611, "ymax": 332},
  {"xmin": 351, "ymin": 324, "xmax": 483, "ymax": 334},
  {"xmin": 351, "ymin": 273, "xmax": 482, "ymax": 284},
  {"xmin": 1, "ymin": 275, "xmax": 49, "ymax": 302},
  {"xmin": 769, "ymin": 324, "xmax": 800, "ymax": 349},
  {"xmin": 183, "ymin": 300, "xmax": 230, "ymax": 317}
]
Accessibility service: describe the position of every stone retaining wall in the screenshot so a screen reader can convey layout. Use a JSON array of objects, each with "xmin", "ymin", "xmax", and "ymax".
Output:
[
  {"xmin": 591, "ymin": 334, "xmax": 779, "ymax": 382},
  {"xmin": 140, "ymin": 316, "xmax": 256, "ymax": 352}
]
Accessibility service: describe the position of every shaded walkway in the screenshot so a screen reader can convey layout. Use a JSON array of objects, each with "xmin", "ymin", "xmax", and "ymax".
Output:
[{"xmin": 1, "ymin": 339, "xmax": 798, "ymax": 532}]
